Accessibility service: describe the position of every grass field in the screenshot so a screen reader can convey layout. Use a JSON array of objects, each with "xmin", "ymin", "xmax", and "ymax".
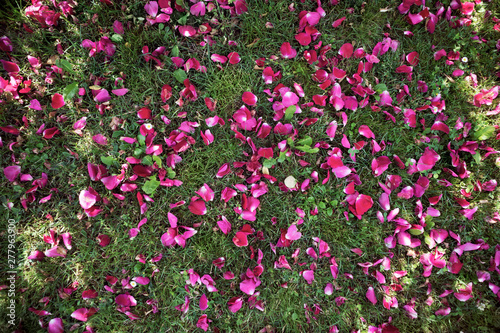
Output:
[{"xmin": 1, "ymin": 0, "xmax": 500, "ymax": 332}]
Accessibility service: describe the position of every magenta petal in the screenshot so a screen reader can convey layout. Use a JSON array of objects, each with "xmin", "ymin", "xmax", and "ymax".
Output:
[
  {"xmin": 113, "ymin": 20, "xmax": 124, "ymax": 34},
  {"xmin": 133, "ymin": 276, "xmax": 150, "ymax": 285},
  {"xmin": 144, "ymin": 1, "xmax": 159, "ymax": 17},
  {"xmin": 112, "ymin": 88, "xmax": 128, "ymax": 96},
  {"xmin": 372, "ymin": 156, "xmax": 391, "ymax": 177},
  {"xmin": 435, "ymin": 307, "xmax": 451, "ymax": 316},
  {"xmin": 302, "ymin": 270, "xmax": 315, "ymax": 284},
  {"xmin": 199, "ymin": 294, "xmax": 208, "ymax": 310},
  {"xmin": 29, "ymin": 99, "xmax": 42, "ymax": 110},
  {"xmin": 70, "ymin": 307, "xmax": 97, "ymax": 322},
  {"xmin": 189, "ymin": 199, "xmax": 207, "ymax": 215},
  {"xmin": 92, "ymin": 134, "xmax": 108, "ymax": 145},
  {"xmin": 240, "ymin": 279, "xmax": 257, "ymax": 295},
  {"xmin": 295, "ymin": 32, "xmax": 311, "ymax": 46},
  {"xmin": 61, "ymin": 232, "xmax": 72, "ymax": 250},
  {"xmin": 325, "ymin": 283, "xmax": 334, "ymax": 295},
  {"xmin": 211, "ymin": 53, "xmax": 228, "ymax": 64},
  {"xmin": 280, "ymin": 42, "xmax": 297, "ymax": 59},
  {"xmin": 191, "ymin": 2, "xmax": 206, "ymax": 16},
  {"xmin": 406, "ymin": 51, "xmax": 419, "ymax": 65},
  {"xmin": 73, "ymin": 117, "xmax": 87, "ymax": 130},
  {"xmin": 355, "ymin": 194, "xmax": 373, "ymax": 216},
  {"xmin": 217, "ymin": 216, "xmax": 232, "ymax": 234},
  {"xmin": 227, "ymin": 296, "xmax": 243, "ymax": 313},
  {"xmin": 196, "ymin": 183, "xmax": 215, "ymax": 202},
  {"xmin": 179, "ymin": 25, "xmax": 197, "ymax": 37},
  {"xmin": 0, "ymin": 59, "xmax": 20, "ymax": 73},
  {"xmin": 48, "ymin": 318, "xmax": 64, "ymax": 333},
  {"xmin": 285, "ymin": 224, "xmax": 302, "ymax": 241},
  {"xmin": 379, "ymin": 193, "xmax": 390, "ymax": 211},
  {"xmin": 101, "ymin": 175, "xmax": 120, "ymax": 190},
  {"xmin": 366, "ymin": 286, "xmax": 377, "ymax": 304},
  {"xmin": 82, "ymin": 289, "xmax": 98, "ymax": 299},
  {"xmin": 196, "ymin": 314, "xmax": 210, "ymax": 331},
  {"xmin": 4, "ymin": 165, "xmax": 21, "ymax": 182},
  {"xmin": 379, "ymin": 91, "xmax": 393, "ymax": 106},
  {"xmin": 115, "ymin": 294, "xmax": 137, "ymax": 307},
  {"xmin": 242, "ymin": 91, "xmax": 258, "ymax": 106},
  {"xmin": 407, "ymin": 12, "xmax": 424, "ymax": 25},
  {"xmin": 97, "ymin": 234, "xmax": 111, "ymax": 247},
  {"xmin": 94, "ymin": 89, "xmax": 111, "ymax": 103},
  {"xmin": 477, "ymin": 271, "xmax": 490, "ymax": 283},
  {"xmin": 28, "ymin": 250, "xmax": 45, "ymax": 260},
  {"xmin": 228, "ymin": 52, "xmax": 240, "ymax": 65},
  {"xmin": 339, "ymin": 43, "xmax": 353, "ymax": 58},
  {"xmin": 282, "ymin": 91, "xmax": 299, "ymax": 107},
  {"xmin": 359, "ymin": 125, "xmax": 375, "ymax": 139}
]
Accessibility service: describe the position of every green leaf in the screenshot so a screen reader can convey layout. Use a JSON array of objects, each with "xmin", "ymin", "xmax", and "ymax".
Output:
[
  {"xmin": 143, "ymin": 177, "xmax": 160, "ymax": 195},
  {"xmin": 425, "ymin": 221, "xmax": 435, "ymax": 231},
  {"xmin": 177, "ymin": 13, "xmax": 188, "ymax": 25},
  {"xmin": 171, "ymin": 45, "xmax": 179, "ymax": 57},
  {"xmin": 142, "ymin": 155, "xmax": 153, "ymax": 166},
  {"xmin": 424, "ymin": 233, "xmax": 432, "ymax": 246},
  {"xmin": 111, "ymin": 34, "xmax": 123, "ymax": 43},
  {"xmin": 56, "ymin": 59, "xmax": 75, "ymax": 74},
  {"xmin": 327, "ymin": 207, "xmax": 333, "ymax": 216},
  {"xmin": 173, "ymin": 69, "xmax": 187, "ymax": 83},
  {"xmin": 137, "ymin": 134, "xmax": 146, "ymax": 146},
  {"xmin": 374, "ymin": 83, "xmax": 387, "ymax": 94},
  {"xmin": 101, "ymin": 156, "xmax": 116, "ymax": 166},
  {"xmin": 284, "ymin": 105, "xmax": 296, "ymax": 121},
  {"xmin": 134, "ymin": 263, "xmax": 144, "ymax": 273},
  {"xmin": 263, "ymin": 158, "xmax": 277, "ymax": 168},
  {"xmin": 473, "ymin": 152, "xmax": 482, "ymax": 165},
  {"xmin": 278, "ymin": 150, "xmax": 288, "ymax": 163},
  {"xmin": 295, "ymin": 146, "xmax": 319, "ymax": 153},
  {"xmin": 167, "ymin": 168, "xmax": 176, "ymax": 178},
  {"xmin": 474, "ymin": 126, "xmax": 495, "ymax": 141},
  {"xmin": 112, "ymin": 130, "xmax": 124, "ymax": 138},
  {"xmin": 296, "ymin": 136, "xmax": 312, "ymax": 146},
  {"xmin": 62, "ymin": 82, "xmax": 79, "ymax": 101},
  {"xmin": 152, "ymin": 155, "xmax": 162, "ymax": 168},
  {"xmin": 409, "ymin": 228, "xmax": 423, "ymax": 235}
]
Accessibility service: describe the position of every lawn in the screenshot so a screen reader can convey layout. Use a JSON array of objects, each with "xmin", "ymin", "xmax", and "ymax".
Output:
[{"xmin": 1, "ymin": 0, "xmax": 500, "ymax": 332}]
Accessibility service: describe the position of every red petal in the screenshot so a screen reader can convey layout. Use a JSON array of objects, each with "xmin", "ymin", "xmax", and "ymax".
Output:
[
  {"xmin": 339, "ymin": 43, "xmax": 353, "ymax": 58},
  {"xmin": 51, "ymin": 93, "xmax": 65, "ymax": 109}
]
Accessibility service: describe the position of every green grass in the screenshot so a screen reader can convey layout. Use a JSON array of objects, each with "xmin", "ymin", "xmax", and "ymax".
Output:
[{"xmin": 1, "ymin": 0, "xmax": 500, "ymax": 332}]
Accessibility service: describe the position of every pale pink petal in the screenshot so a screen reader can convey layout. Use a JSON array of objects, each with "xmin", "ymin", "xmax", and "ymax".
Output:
[{"xmin": 79, "ymin": 190, "xmax": 96, "ymax": 210}]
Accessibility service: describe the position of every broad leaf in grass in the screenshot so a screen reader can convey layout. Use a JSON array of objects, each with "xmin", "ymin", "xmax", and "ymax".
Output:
[{"xmin": 143, "ymin": 177, "xmax": 160, "ymax": 195}]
